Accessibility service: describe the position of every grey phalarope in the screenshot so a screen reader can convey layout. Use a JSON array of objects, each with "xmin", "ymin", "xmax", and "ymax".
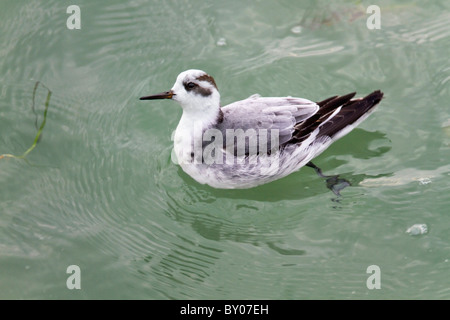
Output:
[{"xmin": 140, "ymin": 69, "xmax": 383, "ymax": 191}]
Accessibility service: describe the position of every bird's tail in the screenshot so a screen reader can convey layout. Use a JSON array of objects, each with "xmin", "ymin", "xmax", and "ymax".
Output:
[{"xmin": 314, "ymin": 90, "xmax": 384, "ymax": 141}]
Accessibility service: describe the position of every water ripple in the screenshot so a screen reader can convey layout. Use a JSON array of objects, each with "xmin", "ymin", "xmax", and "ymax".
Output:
[
  {"xmin": 398, "ymin": 13, "xmax": 450, "ymax": 44},
  {"xmin": 235, "ymin": 37, "xmax": 344, "ymax": 74}
]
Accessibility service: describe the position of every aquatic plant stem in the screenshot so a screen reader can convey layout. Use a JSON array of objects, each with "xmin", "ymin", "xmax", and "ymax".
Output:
[{"xmin": 0, "ymin": 81, "xmax": 52, "ymax": 161}]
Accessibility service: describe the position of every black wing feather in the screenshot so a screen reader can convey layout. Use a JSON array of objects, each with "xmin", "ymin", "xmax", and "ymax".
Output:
[{"xmin": 286, "ymin": 90, "xmax": 383, "ymax": 145}]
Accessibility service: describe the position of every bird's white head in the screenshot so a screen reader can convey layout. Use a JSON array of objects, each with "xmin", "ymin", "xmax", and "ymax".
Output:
[{"xmin": 140, "ymin": 69, "xmax": 221, "ymax": 123}]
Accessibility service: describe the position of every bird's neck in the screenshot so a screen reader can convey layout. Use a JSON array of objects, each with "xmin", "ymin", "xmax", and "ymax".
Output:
[
  {"xmin": 174, "ymin": 104, "xmax": 223, "ymax": 165},
  {"xmin": 179, "ymin": 103, "xmax": 222, "ymax": 130}
]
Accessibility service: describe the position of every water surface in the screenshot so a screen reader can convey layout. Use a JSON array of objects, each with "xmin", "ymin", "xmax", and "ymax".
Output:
[{"xmin": 1, "ymin": 0, "xmax": 450, "ymax": 299}]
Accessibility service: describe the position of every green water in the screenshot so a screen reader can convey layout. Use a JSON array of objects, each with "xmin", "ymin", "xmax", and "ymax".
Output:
[{"xmin": 1, "ymin": 0, "xmax": 449, "ymax": 299}]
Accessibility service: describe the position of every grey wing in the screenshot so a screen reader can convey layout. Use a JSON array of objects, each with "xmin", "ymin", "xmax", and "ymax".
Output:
[{"xmin": 216, "ymin": 96, "xmax": 319, "ymax": 155}]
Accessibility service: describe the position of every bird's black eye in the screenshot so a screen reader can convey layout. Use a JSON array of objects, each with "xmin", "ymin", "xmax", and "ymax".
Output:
[{"xmin": 186, "ymin": 82, "xmax": 196, "ymax": 89}]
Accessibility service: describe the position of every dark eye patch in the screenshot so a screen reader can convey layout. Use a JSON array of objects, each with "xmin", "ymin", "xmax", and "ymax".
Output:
[
  {"xmin": 186, "ymin": 82, "xmax": 196, "ymax": 89},
  {"xmin": 183, "ymin": 81, "xmax": 212, "ymax": 97},
  {"xmin": 184, "ymin": 81, "xmax": 197, "ymax": 91}
]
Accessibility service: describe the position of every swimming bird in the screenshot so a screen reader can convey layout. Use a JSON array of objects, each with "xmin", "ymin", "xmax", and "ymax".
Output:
[{"xmin": 140, "ymin": 69, "xmax": 383, "ymax": 191}]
